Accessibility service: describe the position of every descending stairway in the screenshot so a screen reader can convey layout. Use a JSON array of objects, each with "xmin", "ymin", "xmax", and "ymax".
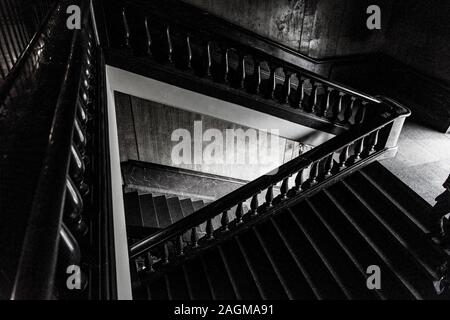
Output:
[{"xmin": 128, "ymin": 162, "xmax": 449, "ymax": 300}]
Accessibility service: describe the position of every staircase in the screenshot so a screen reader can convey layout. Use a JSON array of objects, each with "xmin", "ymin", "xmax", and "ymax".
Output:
[{"xmin": 126, "ymin": 162, "xmax": 448, "ymax": 300}]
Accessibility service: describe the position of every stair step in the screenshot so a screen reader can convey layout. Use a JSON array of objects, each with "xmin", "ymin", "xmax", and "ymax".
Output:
[
  {"xmin": 255, "ymin": 219, "xmax": 317, "ymax": 299},
  {"xmin": 139, "ymin": 193, "xmax": 159, "ymax": 228},
  {"xmin": 345, "ymin": 173, "xmax": 444, "ymax": 279},
  {"xmin": 272, "ymin": 210, "xmax": 346, "ymax": 299},
  {"xmin": 309, "ymin": 192, "xmax": 415, "ymax": 300},
  {"xmin": 326, "ymin": 182, "xmax": 438, "ymax": 299},
  {"xmin": 290, "ymin": 202, "xmax": 378, "ymax": 300},
  {"xmin": 153, "ymin": 196, "xmax": 173, "ymax": 228},
  {"xmin": 200, "ymin": 249, "xmax": 237, "ymax": 299},
  {"xmin": 361, "ymin": 162, "xmax": 431, "ymax": 233},
  {"xmin": 124, "ymin": 191, "xmax": 143, "ymax": 227},
  {"xmin": 167, "ymin": 197, "xmax": 185, "ymax": 223},
  {"xmin": 218, "ymin": 239, "xmax": 263, "ymax": 299},
  {"xmin": 236, "ymin": 230, "xmax": 289, "ymax": 299}
]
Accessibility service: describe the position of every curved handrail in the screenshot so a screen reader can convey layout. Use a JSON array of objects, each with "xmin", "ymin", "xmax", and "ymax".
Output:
[{"xmin": 129, "ymin": 98, "xmax": 410, "ymax": 259}]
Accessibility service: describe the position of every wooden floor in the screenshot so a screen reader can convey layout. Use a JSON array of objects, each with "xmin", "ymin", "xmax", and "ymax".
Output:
[{"xmin": 381, "ymin": 119, "xmax": 450, "ymax": 204}]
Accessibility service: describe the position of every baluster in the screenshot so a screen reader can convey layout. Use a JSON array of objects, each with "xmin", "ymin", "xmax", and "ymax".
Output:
[
  {"xmin": 235, "ymin": 202, "xmax": 244, "ymax": 224},
  {"xmin": 344, "ymin": 97, "xmax": 356, "ymax": 123},
  {"xmin": 293, "ymin": 168, "xmax": 305, "ymax": 193},
  {"xmin": 185, "ymin": 35, "xmax": 192, "ymax": 70},
  {"xmin": 177, "ymin": 235, "xmax": 184, "ymax": 256},
  {"xmin": 309, "ymin": 81, "xmax": 320, "ymax": 114},
  {"xmin": 144, "ymin": 251, "xmax": 154, "ymax": 273},
  {"xmin": 253, "ymin": 59, "xmax": 261, "ymax": 94},
  {"xmin": 237, "ymin": 54, "xmax": 246, "ymax": 89},
  {"xmin": 352, "ymin": 137, "xmax": 365, "ymax": 163},
  {"xmin": 121, "ymin": 8, "xmax": 131, "ymax": 48},
  {"xmin": 295, "ymin": 75, "xmax": 305, "ymax": 109},
  {"xmin": 338, "ymin": 145, "xmax": 350, "ymax": 171},
  {"xmin": 265, "ymin": 185, "xmax": 274, "ymax": 208},
  {"xmin": 165, "ymin": 26, "xmax": 173, "ymax": 65},
  {"xmin": 367, "ymin": 130, "xmax": 379, "ymax": 155},
  {"xmin": 323, "ymin": 87, "xmax": 334, "ymax": 118},
  {"xmin": 162, "ymin": 243, "xmax": 169, "ymax": 264},
  {"xmin": 355, "ymin": 101, "xmax": 368, "ymax": 124},
  {"xmin": 267, "ymin": 65, "xmax": 277, "ymax": 99},
  {"xmin": 221, "ymin": 48, "xmax": 229, "ymax": 84},
  {"xmin": 280, "ymin": 177, "xmax": 289, "ymax": 199},
  {"xmin": 204, "ymin": 41, "xmax": 212, "ymax": 78},
  {"xmin": 324, "ymin": 154, "xmax": 334, "ymax": 178},
  {"xmin": 205, "ymin": 219, "xmax": 214, "ymax": 239},
  {"xmin": 250, "ymin": 194, "xmax": 259, "ymax": 217},
  {"xmin": 221, "ymin": 211, "xmax": 230, "ymax": 232},
  {"xmin": 191, "ymin": 227, "xmax": 199, "ymax": 248},
  {"xmin": 308, "ymin": 162, "xmax": 319, "ymax": 187},
  {"xmin": 282, "ymin": 69, "xmax": 292, "ymax": 104},
  {"xmin": 144, "ymin": 17, "xmax": 152, "ymax": 57},
  {"xmin": 334, "ymin": 92, "xmax": 345, "ymax": 121}
]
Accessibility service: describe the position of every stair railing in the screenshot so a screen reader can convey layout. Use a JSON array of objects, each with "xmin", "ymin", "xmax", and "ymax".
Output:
[
  {"xmin": 102, "ymin": 0, "xmax": 383, "ymax": 134},
  {"xmin": 129, "ymin": 97, "xmax": 410, "ymax": 269}
]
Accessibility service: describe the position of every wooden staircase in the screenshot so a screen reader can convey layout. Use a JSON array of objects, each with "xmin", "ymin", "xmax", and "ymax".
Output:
[{"xmin": 125, "ymin": 162, "xmax": 449, "ymax": 300}]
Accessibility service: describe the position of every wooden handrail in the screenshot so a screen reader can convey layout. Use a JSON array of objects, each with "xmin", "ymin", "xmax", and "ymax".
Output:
[{"xmin": 129, "ymin": 97, "xmax": 410, "ymax": 259}]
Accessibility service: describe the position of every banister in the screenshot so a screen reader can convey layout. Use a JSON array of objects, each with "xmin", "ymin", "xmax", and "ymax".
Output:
[
  {"xmin": 10, "ymin": 22, "xmax": 83, "ymax": 299},
  {"xmin": 129, "ymin": 99, "xmax": 410, "ymax": 259}
]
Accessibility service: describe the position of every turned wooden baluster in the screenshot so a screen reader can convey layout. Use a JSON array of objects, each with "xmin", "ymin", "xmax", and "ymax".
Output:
[
  {"xmin": 338, "ymin": 145, "xmax": 350, "ymax": 171},
  {"xmin": 253, "ymin": 59, "xmax": 261, "ymax": 94},
  {"xmin": 344, "ymin": 97, "xmax": 356, "ymax": 123},
  {"xmin": 144, "ymin": 17, "xmax": 152, "ymax": 57},
  {"xmin": 309, "ymin": 81, "xmax": 320, "ymax": 114},
  {"xmin": 144, "ymin": 252, "xmax": 154, "ymax": 273},
  {"xmin": 237, "ymin": 54, "xmax": 246, "ymax": 89},
  {"xmin": 296, "ymin": 74, "xmax": 305, "ymax": 109},
  {"xmin": 221, "ymin": 48, "xmax": 229, "ymax": 84},
  {"xmin": 165, "ymin": 26, "xmax": 173, "ymax": 65},
  {"xmin": 121, "ymin": 8, "xmax": 131, "ymax": 48},
  {"xmin": 293, "ymin": 168, "xmax": 305, "ymax": 193},
  {"xmin": 308, "ymin": 162, "xmax": 319, "ymax": 186},
  {"xmin": 265, "ymin": 185, "xmax": 274, "ymax": 208},
  {"xmin": 205, "ymin": 41, "xmax": 212, "ymax": 78},
  {"xmin": 334, "ymin": 92, "xmax": 345, "ymax": 121},
  {"xmin": 323, "ymin": 87, "xmax": 334, "ymax": 118},
  {"xmin": 250, "ymin": 194, "xmax": 259, "ymax": 216},
  {"xmin": 205, "ymin": 218, "xmax": 214, "ymax": 240},
  {"xmin": 191, "ymin": 227, "xmax": 199, "ymax": 248},
  {"xmin": 324, "ymin": 154, "xmax": 334, "ymax": 178},
  {"xmin": 177, "ymin": 235, "xmax": 184, "ymax": 256},
  {"xmin": 353, "ymin": 137, "xmax": 365, "ymax": 163},
  {"xmin": 162, "ymin": 243, "xmax": 169, "ymax": 264},
  {"xmin": 280, "ymin": 177, "xmax": 289, "ymax": 199},
  {"xmin": 367, "ymin": 130, "xmax": 379, "ymax": 155},
  {"xmin": 267, "ymin": 65, "xmax": 277, "ymax": 99},
  {"xmin": 354, "ymin": 101, "xmax": 368, "ymax": 124},
  {"xmin": 282, "ymin": 69, "xmax": 292, "ymax": 105},
  {"xmin": 235, "ymin": 202, "xmax": 244, "ymax": 224},
  {"xmin": 185, "ymin": 35, "xmax": 193, "ymax": 70},
  {"xmin": 221, "ymin": 210, "xmax": 230, "ymax": 232}
]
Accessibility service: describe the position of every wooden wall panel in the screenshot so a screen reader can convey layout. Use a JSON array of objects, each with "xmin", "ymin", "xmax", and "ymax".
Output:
[{"xmin": 114, "ymin": 92, "xmax": 139, "ymax": 162}]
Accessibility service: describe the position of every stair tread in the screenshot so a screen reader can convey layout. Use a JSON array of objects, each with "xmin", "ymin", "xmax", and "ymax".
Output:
[
  {"xmin": 345, "ymin": 173, "xmax": 444, "ymax": 277},
  {"xmin": 139, "ymin": 193, "xmax": 159, "ymax": 228},
  {"xmin": 124, "ymin": 191, "xmax": 143, "ymax": 227},
  {"xmin": 236, "ymin": 231, "xmax": 289, "ymax": 299},
  {"xmin": 167, "ymin": 197, "xmax": 185, "ymax": 223},
  {"xmin": 290, "ymin": 202, "xmax": 377, "ymax": 300},
  {"xmin": 309, "ymin": 192, "xmax": 415, "ymax": 300},
  {"xmin": 362, "ymin": 162, "xmax": 431, "ymax": 232},
  {"xmin": 327, "ymin": 182, "xmax": 438, "ymax": 299},
  {"xmin": 153, "ymin": 196, "xmax": 173, "ymax": 228},
  {"xmin": 272, "ymin": 210, "xmax": 346, "ymax": 299}
]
